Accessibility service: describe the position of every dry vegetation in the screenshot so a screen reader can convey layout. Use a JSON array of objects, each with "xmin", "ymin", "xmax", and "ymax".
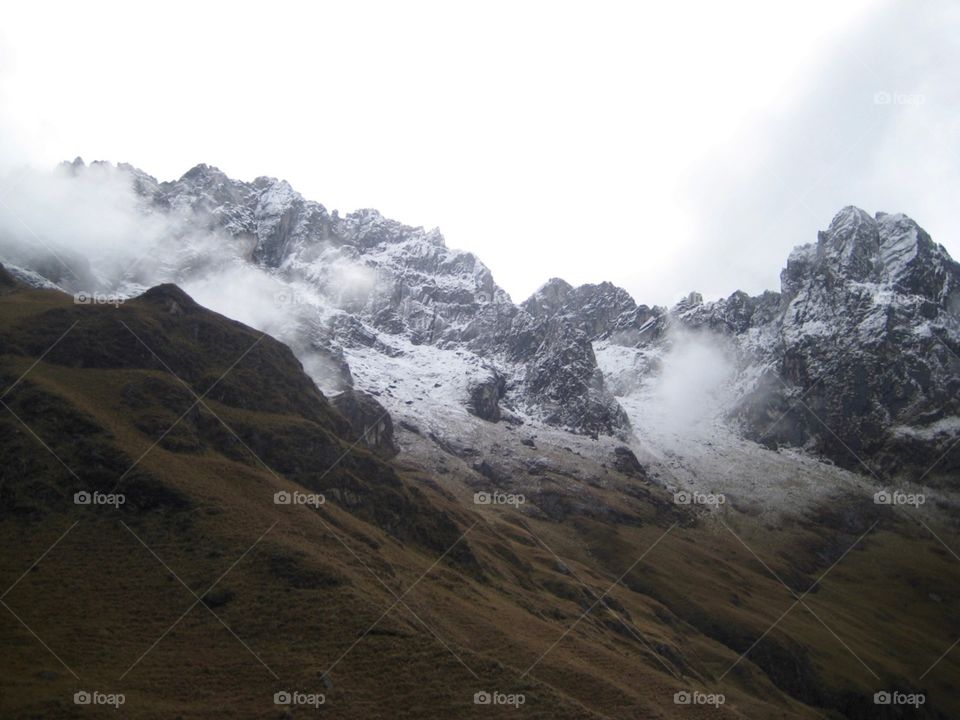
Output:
[{"xmin": 1, "ymin": 277, "xmax": 957, "ymax": 718}]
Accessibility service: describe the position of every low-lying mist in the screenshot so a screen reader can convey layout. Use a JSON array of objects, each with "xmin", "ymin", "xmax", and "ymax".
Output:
[
  {"xmin": 0, "ymin": 161, "xmax": 373, "ymax": 393},
  {"xmin": 632, "ymin": 328, "xmax": 739, "ymax": 444}
]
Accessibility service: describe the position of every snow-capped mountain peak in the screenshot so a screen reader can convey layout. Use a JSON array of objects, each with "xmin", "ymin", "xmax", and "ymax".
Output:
[{"xmin": 5, "ymin": 165, "xmax": 959, "ymax": 484}]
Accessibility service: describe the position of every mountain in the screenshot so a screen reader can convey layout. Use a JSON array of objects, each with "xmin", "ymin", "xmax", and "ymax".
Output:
[
  {"xmin": 749, "ymin": 208, "xmax": 960, "ymax": 480},
  {"xmin": 595, "ymin": 206, "xmax": 960, "ymax": 483},
  {"xmin": 2, "ymin": 161, "xmax": 960, "ymax": 718}
]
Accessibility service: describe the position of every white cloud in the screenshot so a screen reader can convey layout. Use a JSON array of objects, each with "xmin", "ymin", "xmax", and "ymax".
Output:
[{"xmin": 680, "ymin": 0, "xmax": 960, "ymax": 303}]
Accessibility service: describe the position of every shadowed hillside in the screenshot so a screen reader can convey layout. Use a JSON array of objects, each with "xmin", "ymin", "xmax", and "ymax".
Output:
[{"xmin": 1, "ymin": 269, "xmax": 958, "ymax": 719}]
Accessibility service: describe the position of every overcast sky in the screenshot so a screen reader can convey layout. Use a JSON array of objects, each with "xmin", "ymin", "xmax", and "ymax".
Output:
[{"xmin": 1, "ymin": 0, "xmax": 956, "ymax": 306}]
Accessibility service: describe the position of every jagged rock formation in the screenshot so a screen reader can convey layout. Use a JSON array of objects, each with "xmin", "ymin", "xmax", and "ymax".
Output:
[
  {"xmin": 4, "ymin": 162, "xmax": 959, "ymax": 480},
  {"xmin": 110, "ymin": 161, "xmax": 630, "ymax": 437},
  {"xmin": 616, "ymin": 207, "xmax": 960, "ymax": 481},
  {"xmin": 739, "ymin": 208, "xmax": 960, "ymax": 480}
]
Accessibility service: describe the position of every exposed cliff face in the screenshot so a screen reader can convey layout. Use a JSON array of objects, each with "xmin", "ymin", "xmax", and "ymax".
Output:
[{"xmin": 749, "ymin": 207, "xmax": 960, "ymax": 481}]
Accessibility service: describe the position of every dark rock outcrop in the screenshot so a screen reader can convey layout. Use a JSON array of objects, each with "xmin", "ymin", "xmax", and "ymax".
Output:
[
  {"xmin": 613, "ymin": 446, "xmax": 647, "ymax": 479},
  {"xmin": 331, "ymin": 389, "xmax": 398, "ymax": 456},
  {"xmin": 467, "ymin": 371, "xmax": 506, "ymax": 422}
]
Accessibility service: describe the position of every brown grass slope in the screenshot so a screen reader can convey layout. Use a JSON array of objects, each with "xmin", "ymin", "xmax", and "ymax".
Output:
[{"xmin": 0, "ymin": 268, "xmax": 957, "ymax": 719}]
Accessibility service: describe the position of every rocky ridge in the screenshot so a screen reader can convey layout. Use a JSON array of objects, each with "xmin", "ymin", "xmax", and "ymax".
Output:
[{"xmin": 5, "ymin": 162, "xmax": 960, "ymax": 481}]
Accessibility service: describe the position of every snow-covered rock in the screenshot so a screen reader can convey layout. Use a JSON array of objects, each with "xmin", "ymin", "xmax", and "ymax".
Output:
[{"xmin": 127, "ymin": 163, "xmax": 628, "ymax": 436}]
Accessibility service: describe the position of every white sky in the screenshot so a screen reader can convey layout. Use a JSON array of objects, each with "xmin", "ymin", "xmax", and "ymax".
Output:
[{"xmin": 1, "ymin": 0, "xmax": 956, "ymax": 306}]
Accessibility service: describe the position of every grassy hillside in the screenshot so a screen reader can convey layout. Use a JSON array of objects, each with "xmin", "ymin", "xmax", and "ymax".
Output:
[{"xmin": 1, "ymin": 269, "xmax": 957, "ymax": 718}]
